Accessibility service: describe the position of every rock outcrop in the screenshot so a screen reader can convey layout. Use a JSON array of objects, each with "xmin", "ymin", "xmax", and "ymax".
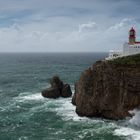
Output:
[
  {"xmin": 72, "ymin": 54, "xmax": 140, "ymax": 120},
  {"xmin": 42, "ymin": 76, "xmax": 72, "ymax": 98},
  {"xmin": 61, "ymin": 84, "xmax": 72, "ymax": 98}
]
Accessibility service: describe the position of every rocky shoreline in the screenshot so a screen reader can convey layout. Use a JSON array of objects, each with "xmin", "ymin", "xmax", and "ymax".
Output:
[{"xmin": 41, "ymin": 54, "xmax": 140, "ymax": 120}]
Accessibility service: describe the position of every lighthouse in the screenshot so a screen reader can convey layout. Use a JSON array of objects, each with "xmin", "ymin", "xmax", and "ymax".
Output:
[
  {"xmin": 106, "ymin": 27, "xmax": 140, "ymax": 60},
  {"xmin": 129, "ymin": 27, "xmax": 136, "ymax": 44},
  {"xmin": 123, "ymin": 27, "xmax": 140, "ymax": 56}
]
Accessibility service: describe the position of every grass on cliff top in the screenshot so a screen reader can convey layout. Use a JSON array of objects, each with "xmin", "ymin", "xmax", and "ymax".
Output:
[{"xmin": 108, "ymin": 53, "xmax": 140, "ymax": 66}]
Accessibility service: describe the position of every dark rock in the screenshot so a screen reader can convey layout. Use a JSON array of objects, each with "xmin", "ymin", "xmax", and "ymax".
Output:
[
  {"xmin": 50, "ymin": 76, "xmax": 64, "ymax": 91},
  {"xmin": 41, "ymin": 76, "xmax": 72, "ymax": 99},
  {"xmin": 41, "ymin": 88, "xmax": 60, "ymax": 99},
  {"xmin": 61, "ymin": 84, "xmax": 72, "ymax": 98},
  {"xmin": 73, "ymin": 57, "xmax": 140, "ymax": 120}
]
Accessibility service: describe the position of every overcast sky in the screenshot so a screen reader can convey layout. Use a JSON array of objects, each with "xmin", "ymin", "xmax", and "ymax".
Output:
[{"xmin": 0, "ymin": 0, "xmax": 140, "ymax": 52}]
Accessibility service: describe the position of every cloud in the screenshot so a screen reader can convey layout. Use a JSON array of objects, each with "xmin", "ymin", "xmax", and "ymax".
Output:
[
  {"xmin": 0, "ymin": 18, "xmax": 140, "ymax": 52},
  {"xmin": 108, "ymin": 18, "xmax": 135, "ymax": 31},
  {"xmin": 79, "ymin": 22, "xmax": 98, "ymax": 33},
  {"xmin": 0, "ymin": 0, "xmax": 140, "ymax": 52}
]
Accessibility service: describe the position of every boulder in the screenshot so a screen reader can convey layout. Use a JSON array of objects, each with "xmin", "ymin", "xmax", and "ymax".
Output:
[
  {"xmin": 61, "ymin": 84, "xmax": 72, "ymax": 98},
  {"xmin": 41, "ymin": 88, "xmax": 60, "ymax": 99},
  {"xmin": 50, "ymin": 76, "xmax": 64, "ymax": 90},
  {"xmin": 41, "ymin": 76, "xmax": 72, "ymax": 99}
]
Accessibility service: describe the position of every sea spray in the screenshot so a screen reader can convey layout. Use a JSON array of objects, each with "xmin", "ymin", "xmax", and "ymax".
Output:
[
  {"xmin": 114, "ymin": 127, "xmax": 140, "ymax": 140},
  {"xmin": 129, "ymin": 109, "xmax": 140, "ymax": 128},
  {"xmin": 114, "ymin": 109, "xmax": 140, "ymax": 140}
]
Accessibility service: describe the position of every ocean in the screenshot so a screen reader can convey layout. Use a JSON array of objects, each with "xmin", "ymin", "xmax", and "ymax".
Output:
[{"xmin": 0, "ymin": 53, "xmax": 139, "ymax": 140}]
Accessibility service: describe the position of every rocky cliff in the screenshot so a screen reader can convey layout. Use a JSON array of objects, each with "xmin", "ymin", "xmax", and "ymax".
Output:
[{"xmin": 72, "ymin": 54, "xmax": 140, "ymax": 120}]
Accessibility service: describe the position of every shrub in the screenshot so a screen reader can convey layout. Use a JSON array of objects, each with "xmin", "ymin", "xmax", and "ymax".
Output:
[{"xmin": 108, "ymin": 54, "xmax": 140, "ymax": 67}]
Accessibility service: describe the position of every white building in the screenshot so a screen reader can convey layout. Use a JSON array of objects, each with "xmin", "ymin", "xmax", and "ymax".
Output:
[
  {"xmin": 106, "ymin": 50, "xmax": 122, "ymax": 60},
  {"xmin": 106, "ymin": 27, "xmax": 140, "ymax": 60}
]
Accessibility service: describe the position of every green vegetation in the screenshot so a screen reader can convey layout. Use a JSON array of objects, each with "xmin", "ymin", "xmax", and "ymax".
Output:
[{"xmin": 109, "ymin": 53, "xmax": 140, "ymax": 66}]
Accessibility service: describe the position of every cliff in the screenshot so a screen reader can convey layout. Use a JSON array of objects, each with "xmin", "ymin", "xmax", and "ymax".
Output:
[{"xmin": 72, "ymin": 54, "xmax": 140, "ymax": 120}]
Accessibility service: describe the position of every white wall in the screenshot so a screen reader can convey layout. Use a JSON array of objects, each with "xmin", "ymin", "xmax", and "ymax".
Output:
[{"xmin": 123, "ymin": 43, "xmax": 140, "ymax": 56}]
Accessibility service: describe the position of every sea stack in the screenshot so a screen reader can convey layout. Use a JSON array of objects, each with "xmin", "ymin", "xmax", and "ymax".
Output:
[
  {"xmin": 42, "ymin": 76, "xmax": 72, "ymax": 99},
  {"xmin": 72, "ymin": 54, "xmax": 140, "ymax": 120}
]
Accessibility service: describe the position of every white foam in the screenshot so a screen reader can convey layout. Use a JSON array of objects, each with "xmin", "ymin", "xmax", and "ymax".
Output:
[
  {"xmin": 54, "ymin": 98, "xmax": 80, "ymax": 121},
  {"xmin": 70, "ymin": 85, "xmax": 75, "ymax": 93},
  {"xmin": 114, "ymin": 109, "xmax": 140, "ymax": 140},
  {"xmin": 52, "ymin": 98, "xmax": 103, "ymax": 123},
  {"xmin": 14, "ymin": 90, "xmax": 101, "ymax": 123},
  {"xmin": 129, "ymin": 109, "xmax": 140, "ymax": 127},
  {"xmin": 72, "ymin": 90, "xmax": 75, "ymax": 94},
  {"xmin": 0, "ymin": 107, "xmax": 6, "ymax": 112},
  {"xmin": 15, "ymin": 92, "xmax": 44, "ymax": 102},
  {"xmin": 18, "ymin": 136, "xmax": 28, "ymax": 140},
  {"xmin": 114, "ymin": 127, "xmax": 140, "ymax": 140}
]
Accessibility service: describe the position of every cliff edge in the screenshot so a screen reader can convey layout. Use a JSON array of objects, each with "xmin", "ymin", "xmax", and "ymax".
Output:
[{"xmin": 72, "ymin": 54, "xmax": 140, "ymax": 120}]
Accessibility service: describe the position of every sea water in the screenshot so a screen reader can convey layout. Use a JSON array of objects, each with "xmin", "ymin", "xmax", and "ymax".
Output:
[{"xmin": 0, "ymin": 53, "xmax": 139, "ymax": 140}]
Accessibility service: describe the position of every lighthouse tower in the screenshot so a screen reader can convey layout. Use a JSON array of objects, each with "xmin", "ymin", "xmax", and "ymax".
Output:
[
  {"xmin": 123, "ymin": 27, "xmax": 140, "ymax": 56},
  {"xmin": 129, "ymin": 27, "xmax": 136, "ymax": 44}
]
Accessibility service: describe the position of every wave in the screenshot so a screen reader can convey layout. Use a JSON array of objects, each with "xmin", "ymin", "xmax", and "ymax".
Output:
[
  {"xmin": 129, "ymin": 109, "xmax": 140, "ymax": 128},
  {"xmin": 114, "ymin": 109, "xmax": 140, "ymax": 140},
  {"xmin": 53, "ymin": 98, "xmax": 81, "ymax": 121},
  {"xmin": 15, "ymin": 91, "xmax": 102, "ymax": 123},
  {"xmin": 114, "ymin": 127, "xmax": 140, "ymax": 140},
  {"xmin": 50, "ymin": 97, "xmax": 105, "ymax": 123},
  {"xmin": 13, "ymin": 91, "xmax": 140, "ymax": 140},
  {"xmin": 14, "ymin": 92, "xmax": 44, "ymax": 102},
  {"xmin": 70, "ymin": 84, "xmax": 75, "ymax": 93}
]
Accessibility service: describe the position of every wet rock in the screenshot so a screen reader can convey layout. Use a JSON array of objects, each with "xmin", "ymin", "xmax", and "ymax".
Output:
[
  {"xmin": 61, "ymin": 84, "xmax": 72, "ymax": 98},
  {"xmin": 42, "ymin": 76, "xmax": 72, "ymax": 99},
  {"xmin": 50, "ymin": 76, "xmax": 64, "ymax": 91},
  {"xmin": 41, "ymin": 88, "xmax": 60, "ymax": 99},
  {"xmin": 72, "ymin": 93, "xmax": 76, "ymax": 105}
]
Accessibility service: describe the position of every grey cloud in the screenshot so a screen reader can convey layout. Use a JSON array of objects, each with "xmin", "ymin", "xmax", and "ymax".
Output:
[{"xmin": 0, "ymin": 0, "xmax": 139, "ymax": 52}]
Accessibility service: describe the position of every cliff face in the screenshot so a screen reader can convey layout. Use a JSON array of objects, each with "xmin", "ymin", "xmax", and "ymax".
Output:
[{"xmin": 73, "ymin": 55, "xmax": 140, "ymax": 120}]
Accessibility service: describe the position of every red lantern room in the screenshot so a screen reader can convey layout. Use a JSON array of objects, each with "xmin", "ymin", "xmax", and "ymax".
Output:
[{"xmin": 129, "ymin": 27, "xmax": 136, "ymax": 44}]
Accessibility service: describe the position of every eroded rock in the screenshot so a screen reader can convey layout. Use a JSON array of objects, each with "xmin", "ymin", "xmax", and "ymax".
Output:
[
  {"xmin": 42, "ymin": 76, "xmax": 72, "ymax": 99},
  {"xmin": 61, "ymin": 84, "xmax": 72, "ymax": 98}
]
